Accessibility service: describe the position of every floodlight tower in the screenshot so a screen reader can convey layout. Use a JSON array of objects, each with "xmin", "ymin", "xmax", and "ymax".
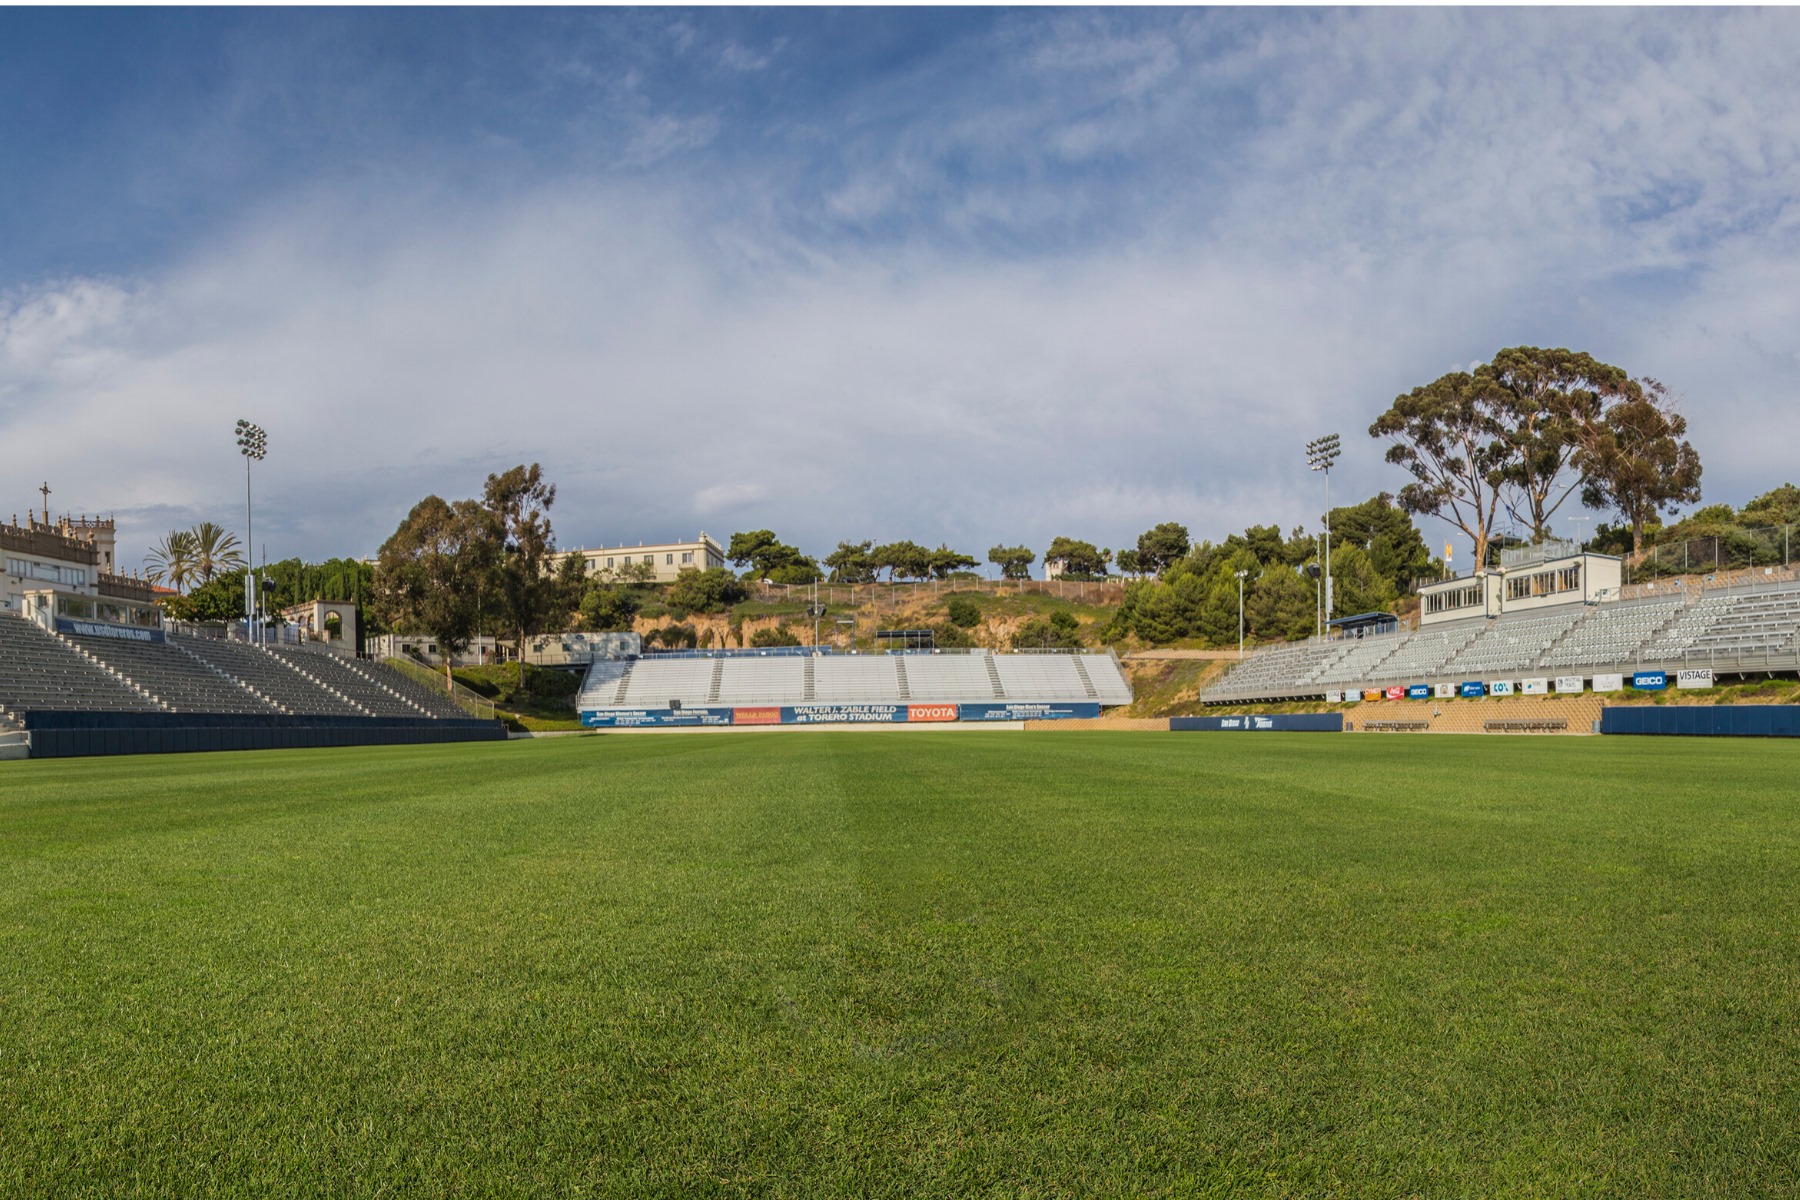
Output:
[
  {"xmin": 1235, "ymin": 569, "xmax": 1250, "ymax": 658},
  {"xmin": 1306, "ymin": 433, "xmax": 1341, "ymax": 635},
  {"xmin": 236, "ymin": 420, "xmax": 267, "ymax": 644}
]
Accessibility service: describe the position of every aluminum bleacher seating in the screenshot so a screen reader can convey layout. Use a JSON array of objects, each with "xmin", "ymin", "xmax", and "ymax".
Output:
[
  {"xmin": 1640, "ymin": 585, "xmax": 1800, "ymax": 663},
  {"xmin": 1360, "ymin": 621, "xmax": 1483, "ymax": 684},
  {"xmin": 896, "ymin": 653, "xmax": 999, "ymax": 702},
  {"xmin": 265, "ymin": 645, "xmax": 452, "ymax": 718},
  {"xmin": 578, "ymin": 649, "xmax": 1131, "ymax": 715},
  {"xmin": 805, "ymin": 655, "xmax": 895, "ymax": 703},
  {"xmin": 1309, "ymin": 635, "xmax": 1407, "ymax": 688},
  {"xmin": 173, "ymin": 634, "xmax": 366, "ymax": 716},
  {"xmin": 621, "ymin": 656, "xmax": 717, "ymax": 708},
  {"xmin": 1441, "ymin": 610, "xmax": 1584, "ymax": 678},
  {"xmin": 69, "ymin": 632, "xmax": 277, "ymax": 714},
  {"xmin": 1538, "ymin": 598, "xmax": 1681, "ymax": 671},
  {"xmin": 0, "ymin": 614, "xmax": 163, "ymax": 718},
  {"xmin": 990, "ymin": 654, "xmax": 1087, "ymax": 701},
  {"xmin": 1204, "ymin": 582, "xmax": 1800, "ymax": 702}
]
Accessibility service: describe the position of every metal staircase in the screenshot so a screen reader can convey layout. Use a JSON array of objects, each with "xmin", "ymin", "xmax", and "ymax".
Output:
[{"xmin": 984, "ymin": 653, "xmax": 1006, "ymax": 699}]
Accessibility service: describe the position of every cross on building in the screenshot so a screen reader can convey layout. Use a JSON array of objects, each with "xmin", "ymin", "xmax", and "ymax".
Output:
[{"xmin": 38, "ymin": 481, "xmax": 51, "ymax": 522}]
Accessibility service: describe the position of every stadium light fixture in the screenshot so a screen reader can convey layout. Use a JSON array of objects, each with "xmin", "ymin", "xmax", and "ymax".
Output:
[
  {"xmin": 236, "ymin": 420, "xmax": 267, "ymax": 645},
  {"xmin": 1235, "ymin": 569, "xmax": 1250, "ymax": 658},
  {"xmin": 1306, "ymin": 433, "xmax": 1341, "ymax": 634}
]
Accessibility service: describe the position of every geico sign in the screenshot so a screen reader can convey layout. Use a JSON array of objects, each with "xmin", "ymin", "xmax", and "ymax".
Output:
[{"xmin": 907, "ymin": 704, "xmax": 958, "ymax": 722}]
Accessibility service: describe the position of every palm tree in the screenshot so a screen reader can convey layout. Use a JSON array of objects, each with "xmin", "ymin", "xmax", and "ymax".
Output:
[
  {"xmin": 144, "ymin": 530, "xmax": 199, "ymax": 593},
  {"xmin": 189, "ymin": 521, "xmax": 246, "ymax": 585}
]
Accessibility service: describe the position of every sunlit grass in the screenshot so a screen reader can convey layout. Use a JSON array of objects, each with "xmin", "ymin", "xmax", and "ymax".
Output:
[{"xmin": 3, "ymin": 732, "xmax": 1797, "ymax": 1196}]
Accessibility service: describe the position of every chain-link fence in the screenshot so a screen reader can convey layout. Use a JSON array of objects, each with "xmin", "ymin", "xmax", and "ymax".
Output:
[{"xmin": 1625, "ymin": 524, "xmax": 1796, "ymax": 582}]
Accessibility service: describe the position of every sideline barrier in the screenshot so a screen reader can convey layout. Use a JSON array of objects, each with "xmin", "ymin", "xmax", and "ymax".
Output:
[
  {"xmin": 582, "ymin": 702, "xmax": 1102, "ymax": 728},
  {"xmin": 1600, "ymin": 705, "xmax": 1800, "ymax": 738},
  {"xmin": 22, "ymin": 711, "xmax": 506, "ymax": 758},
  {"xmin": 1171, "ymin": 713, "xmax": 1344, "ymax": 733}
]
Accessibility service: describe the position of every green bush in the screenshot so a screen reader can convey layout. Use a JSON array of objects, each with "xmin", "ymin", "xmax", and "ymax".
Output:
[
  {"xmin": 667, "ymin": 568, "xmax": 748, "ymax": 614},
  {"xmin": 750, "ymin": 626, "xmax": 802, "ymax": 648},
  {"xmin": 1011, "ymin": 610, "xmax": 1084, "ymax": 650},
  {"xmin": 945, "ymin": 595, "xmax": 982, "ymax": 628}
]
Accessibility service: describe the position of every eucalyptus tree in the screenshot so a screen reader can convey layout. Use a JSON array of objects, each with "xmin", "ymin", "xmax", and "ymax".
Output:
[{"xmin": 1576, "ymin": 379, "xmax": 1703, "ymax": 555}]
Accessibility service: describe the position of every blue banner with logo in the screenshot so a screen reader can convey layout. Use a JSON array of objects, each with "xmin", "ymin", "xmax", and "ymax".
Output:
[
  {"xmin": 56, "ymin": 618, "xmax": 165, "ymax": 644},
  {"xmin": 1459, "ymin": 681, "xmax": 1485, "ymax": 698},
  {"xmin": 958, "ymin": 702, "xmax": 1100, "ymax": 722},
  {"xmin": 1172, "ymin": 713, "xmax": 1344, "ymax": 732},
  {"xmin": 582, "ymin": 707, "xmax": 736, "ymax": 728},
  {"xmin": 1406, "ymin": 685, "xmax": 1431, "ymax": 700},
  {"xmin": 1631, "ymin": 670, "xmax": 1668, "ymax": 691}
]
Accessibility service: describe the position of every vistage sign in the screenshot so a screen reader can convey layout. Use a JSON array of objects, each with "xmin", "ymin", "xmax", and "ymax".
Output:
[{"xmin": 1676, "ymin": 669, "xmax": 1714, "ymax": 690}]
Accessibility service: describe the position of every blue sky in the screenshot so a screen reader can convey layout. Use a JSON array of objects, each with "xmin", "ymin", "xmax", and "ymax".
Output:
[{"xmin": 3, "ymin": 7, "xmax": 1798, "ymax": 571}]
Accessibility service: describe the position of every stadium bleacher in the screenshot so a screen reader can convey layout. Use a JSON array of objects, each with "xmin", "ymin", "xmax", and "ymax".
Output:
[
  {"xmin": 1204, "ymin": 580, "xmax": 1800, "ymax": 703},
  {"xmin": 577, "ymin": 649, "xmax": 1132, "ymax": 717},
  {"xmin": 1, "ymin": 611, "xmax": 500, "ymax": 759},
  {"xmin": 71, "ymin": 632, "xmax": 276, "ymax": 714},
  {"xmin": 0, "ymin": 615, "xmax": 164, "ymax": 719}
]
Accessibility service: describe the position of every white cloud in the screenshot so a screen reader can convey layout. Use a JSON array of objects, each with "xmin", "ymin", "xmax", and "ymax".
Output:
[{"xmin": 5, "ymin": 8, "xmax": 1800, "ymax": 577}]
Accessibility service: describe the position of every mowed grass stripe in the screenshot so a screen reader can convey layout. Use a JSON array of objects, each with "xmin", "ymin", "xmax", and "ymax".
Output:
[{"xmin": 1, "ymin": 733, "xmax": 1797, "ymax": 1197}]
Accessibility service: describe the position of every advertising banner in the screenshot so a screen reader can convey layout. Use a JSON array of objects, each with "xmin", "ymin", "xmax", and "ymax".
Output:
[
  {"xmin": 1592, "ymin": 673, "xmax": 1624, "ymax": 693},
  {"xmin": 1676, "ymin": 669, "xmax": 1714, "ymax": 690},
  {"xmin": 1342, "ymin": 691, "xmax": 1359, "ymax": 703},
  {"xmin": 907, "ymin": 704, "xmax": 959, "ymax": 722},
  {"xmin": 958, "ymin": 702, "xmax": 1100, "ymax": 722},
  {"xmin": 1488, "ymin": 680, "xmax": 1515, "ymax": 697},
  {"xmin": 1631, "ymin": 670, "xmax": 1668, "ymax": 691},
  {"xmin": 55, "ymin": 618, "xmax": 165, "ymax": 644},
  {"xmin": 733, "ymin": 706, "xmax": 781, "ymax": 725},
  {"xmin": 581, "ymin": 707, "xmax": 735, "ymax": 728},
  {"xmin": 1460, "ymin": 681, "xmax": 1485, "ymax": 698},
  {"xmin": 1407, "ymin": 685, "xmax": 1431, "ymax": 700},
  {"xmin": 1434, "ymin": 683, "xmax": 1456, "ymax": 700},
  {"xmin": 1384, "ymin": 685, "xmax": 1406, "ymax": 700},
  {"xmin": 1363, "ymin": 689, "xmax": 1383, "ymax": 702},
  {"xmin": 786, "ymin": 704, "xmax": 907, "ymax": 724},
  {"xmin": 1555, "ymin": 676, "xmax": 1585, "ymax": 694},
  {"xmin": 1521, "ymin": 678, "xmax": 1549, "ymax": 696},
  {"xmin": 1172, "ymin": 713, "xmax": 1345, "ymax": 733},
  {"xmin": 1324, "ymin": 691, "xmax": 1343, "ymax": 704}
]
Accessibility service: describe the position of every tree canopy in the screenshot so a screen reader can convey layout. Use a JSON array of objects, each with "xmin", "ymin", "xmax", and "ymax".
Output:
[
  {"xmin": 987, "ymin": 544, "xmax": 1036, "ymax": 580},
  {"xmin": 1044, "ymin": 537, "xmax": 1109, "ymax": 580},
  {"xmin": 1576, "ymin": 379, "xmax": 1703, "ymax": 554}
]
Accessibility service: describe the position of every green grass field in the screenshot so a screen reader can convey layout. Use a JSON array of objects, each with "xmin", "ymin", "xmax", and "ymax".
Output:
[{"xmin": 4, "ymin": 732, "xmax": 1798, "ymax": 1197}]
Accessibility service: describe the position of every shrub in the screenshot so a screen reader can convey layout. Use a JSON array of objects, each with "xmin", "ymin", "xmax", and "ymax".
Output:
[
  {"xmin": 945, "ymin": 595, "xmax": 982, "ymax": 628},
  {"xmin": 750, "ymin": 626, "xmax": 802, "ymax": 648}
]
